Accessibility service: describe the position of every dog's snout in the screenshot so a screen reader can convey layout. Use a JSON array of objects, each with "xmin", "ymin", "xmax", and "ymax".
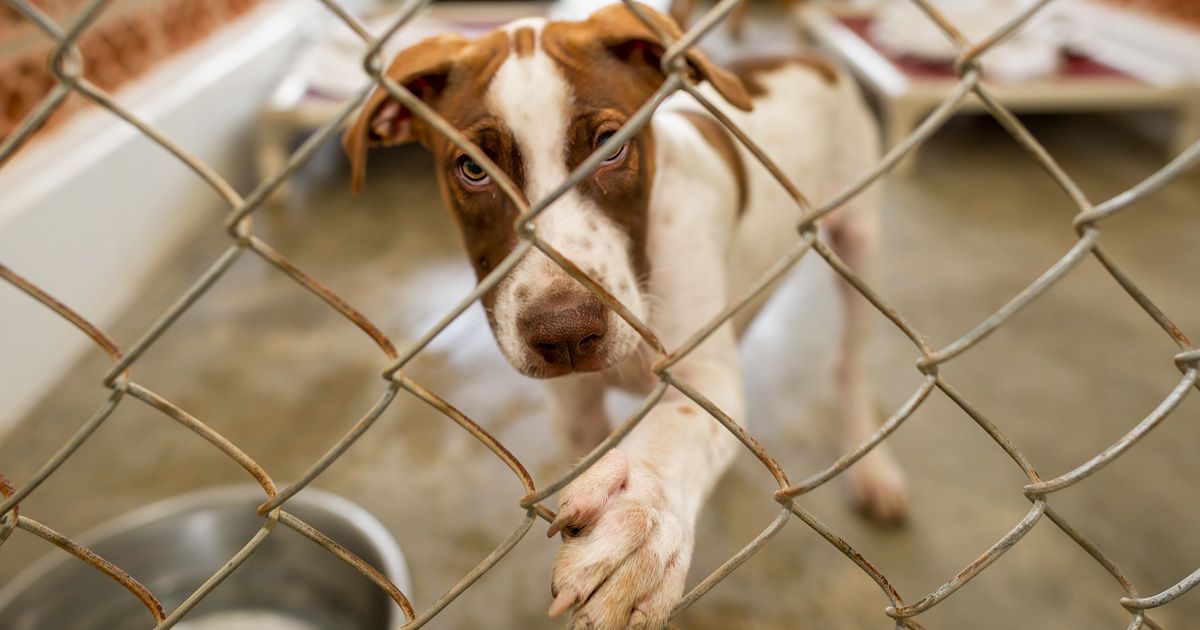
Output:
[{"xmin": 519, "ymin": 293, "xmax": 609, "ymax": 372}]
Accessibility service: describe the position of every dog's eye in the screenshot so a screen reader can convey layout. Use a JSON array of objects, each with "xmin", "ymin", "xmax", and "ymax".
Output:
[
  {"xmin": 595, "ymin": 131, "xmax": 628, "ymax": 165},
  {"xmin": 457, "ymin": 156, "xmax": 490, "ymax": 185}
]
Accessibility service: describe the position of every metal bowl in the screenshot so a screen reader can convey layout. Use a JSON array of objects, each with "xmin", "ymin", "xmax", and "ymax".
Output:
[{"xmin": 0, "ymin": 485, "xmax": 411, "ymax": 630}]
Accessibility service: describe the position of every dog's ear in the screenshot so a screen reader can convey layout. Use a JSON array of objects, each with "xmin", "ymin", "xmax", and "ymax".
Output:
[
  {"xmin": 585, "ymin": 3, "xmax": 752, "ymax": 111},
  {"xmin": 342, "ymin": 33, "xmax": 469, "ymax": 193}
]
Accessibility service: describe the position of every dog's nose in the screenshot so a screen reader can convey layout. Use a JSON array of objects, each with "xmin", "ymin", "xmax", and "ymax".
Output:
[{"xmin": 519, "ymin": 293, "xmax": 609, "ymax": 370}]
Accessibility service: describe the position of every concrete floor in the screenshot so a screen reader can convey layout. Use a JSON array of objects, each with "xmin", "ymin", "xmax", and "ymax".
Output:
[{"xmin": 2, "ymin": 104, "xmax": 1199, "ymax": 628}]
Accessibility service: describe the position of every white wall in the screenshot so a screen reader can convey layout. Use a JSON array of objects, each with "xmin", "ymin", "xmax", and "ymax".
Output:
[{"xmin": 0, "ymin": 0, "xmax": 325, "ymax": 431}]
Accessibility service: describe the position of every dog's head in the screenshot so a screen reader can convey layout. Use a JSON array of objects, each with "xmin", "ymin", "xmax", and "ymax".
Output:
[{"xmin": 344, "ymin": 4, "xmax": 750, "ymax": 378}]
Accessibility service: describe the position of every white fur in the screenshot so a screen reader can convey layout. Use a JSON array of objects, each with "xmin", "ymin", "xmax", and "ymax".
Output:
[
  {"xmin": 486, "ymin": 22, "xmax": 644, "ymax": 374},
  {"xmin": 430, "ymin": 18, "xmax": 907, "ymax": 624},
  {"xmin": 544, "ymin": 62, "xmax": 908, "ymax": 628}
]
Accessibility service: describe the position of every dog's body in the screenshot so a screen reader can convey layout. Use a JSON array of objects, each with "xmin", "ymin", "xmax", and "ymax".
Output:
[{"xmin": 344, "ymin": 6, "xmax": 907, "ymax": 628}]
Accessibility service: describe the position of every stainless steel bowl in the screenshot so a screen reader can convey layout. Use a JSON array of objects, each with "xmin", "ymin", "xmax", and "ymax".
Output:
[{"xmin": 0, "ymin": 485, "xmax": 411, "ymax": 630}]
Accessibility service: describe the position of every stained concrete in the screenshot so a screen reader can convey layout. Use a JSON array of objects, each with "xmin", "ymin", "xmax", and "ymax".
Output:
[{"xmin": 1, "ymin": 104, "xmax": 1199, "ymax": 628}]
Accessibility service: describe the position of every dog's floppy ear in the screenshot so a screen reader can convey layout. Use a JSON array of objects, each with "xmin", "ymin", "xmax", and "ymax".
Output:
[
  {"xmin": 585, "ymin": 3, "xmax": 752, "ymax": 111},
  {"xmin": 342, "ymin": 33, "xmax": 469, "ymax": 193}
]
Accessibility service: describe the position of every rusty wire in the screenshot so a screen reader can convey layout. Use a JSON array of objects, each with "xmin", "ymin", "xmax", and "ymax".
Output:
[{"xmin": 1, "ymin": 0, "xmax": 1198, "ymax": 627}]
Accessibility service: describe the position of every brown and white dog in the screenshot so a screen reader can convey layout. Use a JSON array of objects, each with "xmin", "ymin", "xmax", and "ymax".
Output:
[{"xmin": 343, "ymin": 4, "xmax": 908, "ymax": 628}]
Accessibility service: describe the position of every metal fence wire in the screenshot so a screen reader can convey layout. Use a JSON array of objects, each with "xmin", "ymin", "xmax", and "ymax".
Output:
[{"xmin": 1, "ymin": 0, "xmax": 1199, "ymax": 627}]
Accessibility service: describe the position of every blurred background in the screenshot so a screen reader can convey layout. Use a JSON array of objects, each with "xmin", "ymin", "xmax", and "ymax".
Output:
[{"xmin": 1, "ymin": 0, "xmax": 1198, "ymax": 628}]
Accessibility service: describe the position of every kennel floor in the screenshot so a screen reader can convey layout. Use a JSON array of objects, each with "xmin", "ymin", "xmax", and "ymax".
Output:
[{"xmin": 1, "ymin": 113, "xmax": 1198, "ymax": 629}]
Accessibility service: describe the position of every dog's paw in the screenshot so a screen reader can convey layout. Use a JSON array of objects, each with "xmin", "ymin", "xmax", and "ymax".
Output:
[
  {"xmin": 846, "ymin": 446, "xmax": 910, "ymax": 525},
  {"xmin": 547, "ymin": 449, "xmax": 690, "ymax": 629}
]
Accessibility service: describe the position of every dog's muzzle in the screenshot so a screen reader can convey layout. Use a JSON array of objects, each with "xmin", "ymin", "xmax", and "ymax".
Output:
[{"xmin": 518, "ymin": 291, "xmax": 610, "ymax": 375}]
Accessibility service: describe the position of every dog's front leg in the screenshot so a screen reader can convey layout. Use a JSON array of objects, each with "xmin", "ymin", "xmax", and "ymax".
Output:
[
  {"xmin": 547, "ymin": 213, "xmax": 744, "ymax": 629},
  {"xmin": 546, "ymin": 355, "xmax": 742, "ymax": 629}
]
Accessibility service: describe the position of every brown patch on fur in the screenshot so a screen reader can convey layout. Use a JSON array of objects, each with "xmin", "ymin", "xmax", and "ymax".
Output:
[
  {"xmin": 677, "ymin": 110, "xmax": 747, "ymax": 216},
  {"xmin": 342, "ymin": 31, "xmax": 512, "ymax": 192},
  {"xmin": 343, "ymin": 30, "xmax": 516, "ymax": 315},
  {"xmin": 513, "ymin": 26, "xmax": 536, "ymax": 58},
  {"xmin": 550, "ymin": 4, "xmax": 752, "ymax": 110},
  {"xmin": 343, "ymin": 4, "xmax": 755, "ymax": 326},
  {"xmin": 677, "ymin": 405, "xmax": 696, "ymax": 415},
  {"xmin": 728, "ymin": 53, "xmax": 839, "ymax": 97},
  {"xmin": 539, "ymin": 3, "xmax": 753, "ymax": 281},
  {"xmin": 642, "ymin": 460, "xmax": 662, "ymax": 477}
]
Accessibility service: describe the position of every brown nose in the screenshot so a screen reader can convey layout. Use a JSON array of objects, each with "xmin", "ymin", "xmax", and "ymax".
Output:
[{"xmin": 518, "ymin": 292, "xmax": 609, "ymax": 371}]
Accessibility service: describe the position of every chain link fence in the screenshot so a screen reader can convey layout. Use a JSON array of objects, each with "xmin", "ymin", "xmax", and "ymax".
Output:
[{"xmin": 1, "ymin": 0, "xmax": 1198, "ymax": 627}]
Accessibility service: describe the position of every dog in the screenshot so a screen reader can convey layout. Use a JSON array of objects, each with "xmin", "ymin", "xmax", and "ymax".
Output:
[{"xmin": 342, "ymin": 4, "xmax": 909, "ymax": 627}]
